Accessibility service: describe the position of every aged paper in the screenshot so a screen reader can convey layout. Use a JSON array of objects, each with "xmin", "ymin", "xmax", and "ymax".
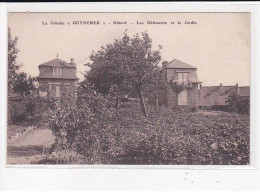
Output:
[{"xmin": 7, "ymin": 12, "xmax": 250, "ymax": 165}]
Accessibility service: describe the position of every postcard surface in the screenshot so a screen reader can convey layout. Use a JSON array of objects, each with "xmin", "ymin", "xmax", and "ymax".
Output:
[{"xmin": 7, "ymin": 12, "xmax": 250, "ymax": 165}]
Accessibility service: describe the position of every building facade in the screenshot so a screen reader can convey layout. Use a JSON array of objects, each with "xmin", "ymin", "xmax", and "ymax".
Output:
[
  {"xmin": 155, "ymin": 59, "xmax": 250, "ymax": 109},
  {"xmin": 159, "ymin": 59, "xmax": 202, "ymax": 108},
  {"xmin": 37, "ymin": 57, "xmax": 78, "ymax": 98}
]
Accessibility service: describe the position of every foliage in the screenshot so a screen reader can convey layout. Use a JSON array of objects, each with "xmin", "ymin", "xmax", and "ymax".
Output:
[
  {"xmin": 169, "ymin": 81, "xmax": 185, "ymax": 96},
  {"xmin": 101, "ymin": 102, "xmax": 249, "ymax": 165},
  {"xmin": 226, "ymin": 92, "xmax": 250, "ymax": 114},
  {"xmin": 32, "ymin": 150, "xmax": 83, "ymax": 165},
  {"xmin": 8, "ymin": 28, "xmax": 21, "ymax": 93},
  {"xmin": 146, "ymin": 67, "xmax": 168, "ymax": 106},
  {"xmin": 211, "ymin": 105, "xmax": 230, "ymax": 112},
  {"xmin": 8, "ymin": 96, "xmax": 57, "ymax": 125},
  {"xmin": 13, "ymin": 72, "xmax": 36, "ymax": 97},
  {"xmin": 49, "ymin": 83, "xmax": 119, "ymax": 164},
  {"xmin": 47, "ymin": 99, "xmax": 249, "ymax": 165},
  {"xmin": 85, "ymin": 31, "xmax": 163, "ymax": 117}
]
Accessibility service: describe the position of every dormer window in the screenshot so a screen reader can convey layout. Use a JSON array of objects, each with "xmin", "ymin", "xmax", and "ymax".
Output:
[{"xmin": 53, "ymin": 67, "xmax": 62, "ymax": 76}]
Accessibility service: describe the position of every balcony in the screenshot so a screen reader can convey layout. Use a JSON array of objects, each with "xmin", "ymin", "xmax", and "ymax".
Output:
[{"xmin": 170, "ymin": 79, "xmax": 193, "ymax": 88}]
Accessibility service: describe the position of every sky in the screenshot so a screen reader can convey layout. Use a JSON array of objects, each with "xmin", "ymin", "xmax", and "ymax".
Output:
[{"xmin": 8, "ymin": 12, "xmax": 250, "ymax": 86}]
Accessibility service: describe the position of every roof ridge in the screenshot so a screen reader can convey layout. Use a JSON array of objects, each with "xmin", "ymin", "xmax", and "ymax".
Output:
[
  {"xmin": 166, "ymin": 58, "xmax": 197, "ymax": 69},
  {"xmin": 39, "ymin": 58, "xmax": 76, "ymax": 68}
]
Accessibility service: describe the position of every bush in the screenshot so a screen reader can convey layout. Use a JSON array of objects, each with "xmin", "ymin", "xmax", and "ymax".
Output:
[
  {"xmin": 108, "ymin": 103, "xmax": 249, "ymax": 165},
  {"xmin": 32, "ymin": 150, "xmax": 82, "ymax": 164},
  {"xmin": 45, "ymin": 84, "xmax": 249, "ymax": 165},
  {"xmin": 226, "ymin": 92, "xmax": 250, "ymax": 115},
  {"xmin": 39, "ymin": 99, "xmax": 250, "ymax": 165},
  {"xmin": 49, "ymin": 84, "xmax": 119, "ymax": 164},
  {"xmin": 211, "ymin": 105, "xmax": 230, "ymax": 112},
  {"xmin": 8, "ymin": 95, "xmax": 57, "ymax": 125}
]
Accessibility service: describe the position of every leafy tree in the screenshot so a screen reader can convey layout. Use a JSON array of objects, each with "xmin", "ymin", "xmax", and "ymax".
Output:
[
  {"xmin": 86, "ymin": 31, "xmax": 162, "ymax": 117},
  {"xmin": 13, "ymin": 72, "xmax": 36, "ymax": 97},
  {"xmin": 8, "ymin": 28, "xmax": 20, "ymax": 93},
  {"xmin": 225, "ymin": 92, "xmax": 250, "ymax": 114},
  {"xmin": 146, "ymin": 66, "xmax": 168, "ymax": 106},
  {"xmin": 49, "ymin": 82, "xmax": 118, "ymax": 163}
]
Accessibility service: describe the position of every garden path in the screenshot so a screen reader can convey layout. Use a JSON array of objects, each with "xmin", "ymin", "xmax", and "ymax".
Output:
[{"xmin": 7, "ymin": 129, "xmax": 55, "ymax": 164}]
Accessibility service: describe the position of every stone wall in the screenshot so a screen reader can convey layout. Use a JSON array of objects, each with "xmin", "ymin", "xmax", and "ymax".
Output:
[
  {"xmin": 187, "ymin": 84, "xmax": 199, "ymax": 108},
  {"xmin": 165, "ymin": 84, "xmax": 199, "ymax": 108},
  {"xmin": 38, "ymin": 78, "xmax": 77, "ymax": 98}
]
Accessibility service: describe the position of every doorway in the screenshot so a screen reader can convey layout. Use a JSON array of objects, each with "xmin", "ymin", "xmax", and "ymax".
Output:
[{"xmin": 178, "ymin": 90, "xmax": 188, "ymax": 105}]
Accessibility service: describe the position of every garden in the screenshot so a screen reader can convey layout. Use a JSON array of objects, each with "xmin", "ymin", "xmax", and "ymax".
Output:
[
  {"xmin": 7, "ymin": 29, "xmax": 250, "ymax": 165},
  {"xmin": 19, "ymin": 90, "xmax": 248, "ymax": 165}
]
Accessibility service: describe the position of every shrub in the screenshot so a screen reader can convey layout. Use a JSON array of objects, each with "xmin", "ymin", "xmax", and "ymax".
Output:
[
  {"xmin": 49, "ymin": 84, "xmax": 119, "ymax": 164},
  {"xmin": 111, "ymin": 103, "xmax": 249, "ymax": 165},
  {"xmin": 46, "ymin": 87, "xmax": 249, "ymax": 165},
  {"xmin": 32, "ymin": 149, "xmax": 82, "ymax": 165},
  {"xmin": 189, "ymin": 107, "xmax": 197, "ymax": 112},
  {"xmin": 8, "ymin": 95, "xmax": 57, "ymax": 125},
  {"xmin": 211, "ymin": 105, "xmax": 230, "ymax": 112},
  {"xmin": 226, "ymin": 92, "xmax": 250, "ymax": 115}
]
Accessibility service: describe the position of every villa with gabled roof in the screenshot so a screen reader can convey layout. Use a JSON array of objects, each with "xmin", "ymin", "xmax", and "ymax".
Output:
[
  {"xmin": 157, "ymin": 59, "xmax": 250, "ymax": 109},
  {"xmin": 37, "ymin": 57, "xmax": 78, "ymax": 98},
  {"xmin": 158, "ymin": 59, "xmax": 202, "ymax": 108}
]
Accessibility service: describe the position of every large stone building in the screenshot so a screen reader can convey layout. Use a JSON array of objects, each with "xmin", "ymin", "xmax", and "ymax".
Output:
[
  {"xmin": 37, "ymin": 57, "xmax": 78, "ymax": 98},
  {"xmin": 158, "ymin": 59, "xmax": 202, "ymax": 108}
]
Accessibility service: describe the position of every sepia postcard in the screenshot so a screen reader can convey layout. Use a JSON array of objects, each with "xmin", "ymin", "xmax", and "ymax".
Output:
[{"xmin": 6, "ymin": 12, "xmax": 251, "ymax": 166}]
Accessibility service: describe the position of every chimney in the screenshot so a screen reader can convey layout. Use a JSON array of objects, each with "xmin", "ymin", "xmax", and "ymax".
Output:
[
  {"xmin": 220, "ymin": 83, "xmax": 223, "ymax": 93},
  {"xmin": 162, "ymin": 61, "xmax": 168, "ymax": 69},
  {"xmin": 236, "ymin": 83, "xmax": 239, "ymax": 95},
  {"xmin": 71, "ymin": 58, "xmax": 74, "ymax": 65}
]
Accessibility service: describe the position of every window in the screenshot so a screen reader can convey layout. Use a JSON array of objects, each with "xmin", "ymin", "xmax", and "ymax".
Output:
[
  {"xmin": 177, "ymin": 73, "xmax": 188, "ymax": 84},
  {"xmin": 53, "ymin": 67, "xmax": 62, "ymax": 76}
]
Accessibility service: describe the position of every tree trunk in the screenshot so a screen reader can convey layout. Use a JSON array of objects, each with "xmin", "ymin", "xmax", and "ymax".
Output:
[
  {"xmin": 176, "ymin": 94, "xmax": 179, "ymax": 107},
  {"xmin": 138, "ymin": 90, "xmax": 148, "ymax": 117},
  {"xmin": 116, "ymin": 96, "xmax": 120, "ymax": 108},
  {"xmin": 155, "ymin": 92, "xmax": 159, "ymax": 106}
]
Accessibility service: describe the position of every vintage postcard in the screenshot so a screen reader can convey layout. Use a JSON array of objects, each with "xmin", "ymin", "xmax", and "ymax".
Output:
[{"xmin": 7, "ymin": 12, "xmax": 250, "ymax": 165}]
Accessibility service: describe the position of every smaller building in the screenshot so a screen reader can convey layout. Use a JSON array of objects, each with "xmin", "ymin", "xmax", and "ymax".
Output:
[
  {"xmin": 158, "ymin": 59, "xmax": 202, "ymax": 108},
  {"xmin": 37, "ymin": 57, "xmax": 78, "ymax": 98},
  {"xmin": 198, "ymin": 83, "xmax": 250, "ymax": 108}
]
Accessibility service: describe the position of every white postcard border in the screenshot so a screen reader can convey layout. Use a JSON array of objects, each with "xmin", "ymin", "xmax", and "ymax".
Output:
[{"xmin": 0, "ymin": 2, "xmax": 260, "ymax": 190}]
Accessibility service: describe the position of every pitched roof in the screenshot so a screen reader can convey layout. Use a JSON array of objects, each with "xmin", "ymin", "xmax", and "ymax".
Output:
[
  {"xmin": 166, "ymin": 59, "xmax": 197, "ymax": 69},
  {"xmin": 199, "ymin": 85, "xmax": 237, "ymax": 106},
  {"xmin": 239, "ymin": 86, "xmax": 250, "ymax": 97},
  {"xmin": 39, "ymin": 58, "xmax": 76, "ymax": 68},
  {"xmin": 188, "ymin": 70, "xmax": 202, "ymax": 83},
  {"xmin": 198, "ymin": 85, "xmax": 250, "ymax": 106}
]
